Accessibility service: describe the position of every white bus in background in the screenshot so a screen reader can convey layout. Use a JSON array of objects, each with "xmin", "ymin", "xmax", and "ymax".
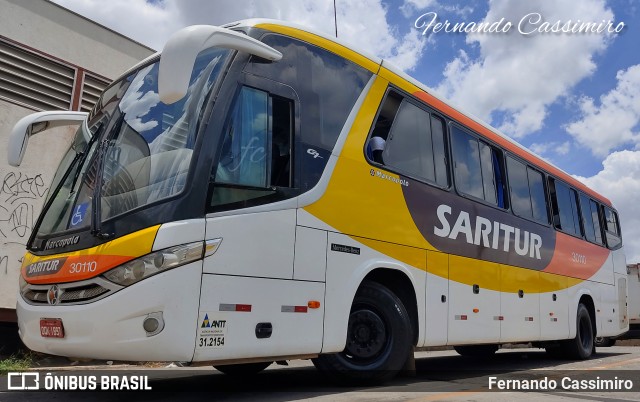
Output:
[{"xmin": 7, "ymin": 20, "xmax": 629, "ymax": 383}]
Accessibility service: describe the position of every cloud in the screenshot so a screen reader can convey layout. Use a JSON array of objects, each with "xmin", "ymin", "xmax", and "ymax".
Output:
[
  {"xmin": 565, "ymin": 64, "xmax": 640, "ymax": 157},
  {"xmin": 435, "ymin": 0, "xmax": 614, "ymax": 139},
  {"xmin": 51, "ymin": 0, "xmax": 428, "ymax": 71},
  {"xmin": 529, "ymin": 141, "xmax": 571, "ymax": 157},
  {"xmin": 575, "ymin": 150, "xmax": 640, "ymax": 263},
  {"xmin": 400, "ymin": 0, "xmax": 439, "ymax": 17}
]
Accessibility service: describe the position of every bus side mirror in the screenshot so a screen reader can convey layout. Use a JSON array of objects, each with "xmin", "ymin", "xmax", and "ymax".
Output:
[
  {"xmin": 7, "ymin": 111, "xmax": 88, "ymax": 167},
  {"xmin": 158, "ymin": 24, "xmax": 282, "ymax": 104}
]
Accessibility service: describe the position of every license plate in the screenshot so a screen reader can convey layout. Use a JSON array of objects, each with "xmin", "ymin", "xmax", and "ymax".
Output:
[{"xmin": 40, "ymin": 318, "xmax": 64, "ymax": 338}]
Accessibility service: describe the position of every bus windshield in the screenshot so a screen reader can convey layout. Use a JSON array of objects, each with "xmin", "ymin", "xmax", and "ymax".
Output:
[{"xmin": 36, "ymin": 47, "xmax": 231, "ymax": 238}]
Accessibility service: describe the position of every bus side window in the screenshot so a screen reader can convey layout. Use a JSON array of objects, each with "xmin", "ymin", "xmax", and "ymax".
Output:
[
  {"xmin": 550, "ymin": 179, "xmax": 582, "ymax": 237},
  {"xmin": 506, "ymin": 156, "xmax": 548, "ymax": 223},
  {"xmin": 366, "ymin": 91, "xmax": 449, "ymax": 188},
  {"xmin": 451, "ymin": 126, "xmax": 505, "ymax": 207},
  {"xmin": 590, "ymin": 199, "xmax": 604, "ymax": 245},
  {"xmin": 579, "ymin": 194, "xmax": 603, "ymax": 245},
  {"xmin": 430, "ymin": 115, "xmax": 448, "ymax": 187},
  {"xmin": 603, "ymin": 206, "xmax": 622, "ymax": 249},
  {"xmin": 210, "ymin": 86, "xmax": 293, "ymax": 208},
  {"xmin": 383, "ymin": 100, "xmax": 436, "ymax": 183}
]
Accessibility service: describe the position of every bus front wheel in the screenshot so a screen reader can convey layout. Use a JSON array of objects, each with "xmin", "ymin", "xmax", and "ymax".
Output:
[{"xmin": 312, "ymin": 280, "xmax": 413, "ymax": 383}]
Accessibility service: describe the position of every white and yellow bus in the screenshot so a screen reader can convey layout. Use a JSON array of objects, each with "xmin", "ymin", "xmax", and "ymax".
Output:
[{"xmin": 8, "ymin": 20, "xmax": 628, "ymax": 382}]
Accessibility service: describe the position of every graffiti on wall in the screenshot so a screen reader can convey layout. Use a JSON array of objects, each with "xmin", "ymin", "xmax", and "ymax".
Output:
[{"xmin": 0, "ymin": 171, "xmax": 48, "ymax": 274}]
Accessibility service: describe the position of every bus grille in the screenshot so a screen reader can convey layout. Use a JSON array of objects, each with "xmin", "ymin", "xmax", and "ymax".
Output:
[{"xmin": 22, "ymin": 279, "xmax": 121, "ymax": 306}]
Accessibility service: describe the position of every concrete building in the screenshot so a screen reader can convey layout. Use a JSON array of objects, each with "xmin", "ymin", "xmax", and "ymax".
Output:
[{"xmin": 0, "ymin": 0, "xmax": 155, "ymax": 323}]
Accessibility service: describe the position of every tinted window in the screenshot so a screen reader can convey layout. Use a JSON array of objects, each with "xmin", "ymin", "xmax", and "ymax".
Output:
[
  {"xmin": 528, "ymin": 168, "xmax": 548, "ymax": 223},
  {"xmin": 452, "ymin": 126, "xmax": 504, "ymax": 206},
  {"xmin": 452, "ymin": 127, "xmax": 483, "ymax": 199},
  {"xmin": 480, "ymin": 142, "xmax": 496, "ymax": 205},
  {"xmin": 430, "ymin": 116, "xmax": 448, "ymax": 186},
  {"xmin": 383, "ymin": 101, "xmax": 434, "ymax": 181},
  {"xmin": 246, "ymin": 34, "xmax": 371, "ymax": 152},
  {"xmin": 551, "ymin": 180, "xmax": 581, "ymax": 236},
  {"xmin": 507, "ymin": 157, "xmax": 531, "ymax": 218},
  {"xmin": 211, "ymin": 86, "xmax": 294, "ymax": 208},
  {"xmin": 580, "ymin": 194, "xmax": 598, "ymax": 243},
  {"xmin": 507, "ymin": 157, "xmax": 548, "ymax": 224},
  {"xmin": 604, "ymin": 207, "xmax": 622, "ymax": 248},
  {"xmin": 367, "ymin": 93, "xmax": 448, "ymax": 187},
  {"xmin": 590, "ymin": 200, "xmax": 603, "ymax": 244}
]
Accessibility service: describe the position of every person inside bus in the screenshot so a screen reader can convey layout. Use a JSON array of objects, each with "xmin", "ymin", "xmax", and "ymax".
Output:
[
  {"xmin": 366, "ymin": 115, "xmax": 392, "ymax": 165},
  {"xmin": 367, "ymin": 135, "xmax": 386, "ymax": 164}
]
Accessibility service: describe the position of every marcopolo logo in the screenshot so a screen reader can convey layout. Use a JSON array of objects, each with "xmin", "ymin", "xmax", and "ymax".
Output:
[{"xmin": 45, "ymin": 235, "xmax": 80, "ymax": 250}]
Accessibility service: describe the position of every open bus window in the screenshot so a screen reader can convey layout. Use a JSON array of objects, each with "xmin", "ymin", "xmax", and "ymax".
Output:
[
  {"xmin": 210, "ymin": 86, "xmax": 293, "ymax": 208},
  {"xmin": 366, "ymin": 91, "xmax": 448, "ymax": 188},
  {"xmin": 603, "ymin": 206, "xmax": 622, "ymax": 249}
]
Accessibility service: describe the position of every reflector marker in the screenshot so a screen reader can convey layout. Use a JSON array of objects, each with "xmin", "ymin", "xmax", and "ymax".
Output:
[
  {"xmin": 281, "ymin": 305, "xmax": 308, "ymax": 313},
  {"xmin": 473, "ymin": 308, "xmax": 480, "ymax": 313},
  {"xmin": 219, "ymin": 303, "xmax": 252, "ymax": 312},
  {"xmin": 454, "ymin": 315, "xmax": 468, "ymax": 321},
  {"xmin": 308, "ymin": 301, "xmax": 321, "ymax": 309}
]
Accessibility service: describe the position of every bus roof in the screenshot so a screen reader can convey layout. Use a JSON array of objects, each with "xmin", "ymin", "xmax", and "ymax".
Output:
[{"xmin": 234, "ymin": 18, "xmax": 611, "ymax": 207}]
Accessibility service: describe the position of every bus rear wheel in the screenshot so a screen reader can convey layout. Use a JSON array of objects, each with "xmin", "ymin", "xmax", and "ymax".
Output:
[
  {"xmin": 594, "ymin": 337, "xmax": 616, "ymax": 347},
  {"xmin": 453, "ymin": 344, "xmax": 499, "ymax": 358},
  {"xmin": 214, "ymin": 361, "xmax": 272, "ymax": 375},
  {"xmin": 312, "ymin": 280, "xmax": 413, "ymax": 383},
  {"xmin": 564, "ymin": 303, "xmax": 594, "ymax": 359}
]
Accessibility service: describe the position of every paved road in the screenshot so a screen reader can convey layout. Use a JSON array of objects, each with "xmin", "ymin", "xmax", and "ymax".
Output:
[{"xmin": 2, "ymin": 346, "xmax": 640, "ymax": 401}]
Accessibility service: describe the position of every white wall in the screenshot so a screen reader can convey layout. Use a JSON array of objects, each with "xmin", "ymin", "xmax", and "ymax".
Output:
[
  {"xmin": 0, "ymin": 104, "xmax": 75, "ymax": 308},
  {"xmin": 0, "ymin": 0, "xmax": 155, "ymax": 78}
]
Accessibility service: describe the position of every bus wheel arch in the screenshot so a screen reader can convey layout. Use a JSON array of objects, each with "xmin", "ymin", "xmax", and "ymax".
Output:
[
  {"xmin": 578, "ymin": 294, "xmax": 597, "ymax": 341},
  {"xmin": 313, "ymin": 275, "xmax": 415, "ymax": 383},
  {"xmin": 361, "ymin": 268, "xmax": 419, "ymax": 345}
]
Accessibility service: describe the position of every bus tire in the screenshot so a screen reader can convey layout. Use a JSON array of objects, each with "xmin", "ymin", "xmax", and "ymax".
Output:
[
  {"xmin": 312, "ymin": 280, "xmax": 413, "ymax": 383},
  {"xmin": 594, "ymin": 337, "xmax": 616, "ymax": 347},
  {"xmin": 214, "ymin": 361, "xmax": 272, "ymax": 375},
  {"xmin": 564, "ymin": 303, "xmax": 594, "ymax": 359},
  {"xmin": 453, "ymin": 344, "xmax": 499, "ymax": 358}
]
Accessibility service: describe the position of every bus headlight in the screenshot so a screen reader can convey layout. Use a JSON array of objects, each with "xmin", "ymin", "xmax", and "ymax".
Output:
[
  {"xmin": 19, "ymin": 274, "xmax": 28, "ymax": 293},
  {"xmin": 103, "ymin": 241, "xmax": 204, "ymax": 286}
]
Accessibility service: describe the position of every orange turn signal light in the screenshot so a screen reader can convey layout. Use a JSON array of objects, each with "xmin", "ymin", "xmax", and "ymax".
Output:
[{"xmin": 308, "ymin": 301, "xmax": 321, "ymax": 309}]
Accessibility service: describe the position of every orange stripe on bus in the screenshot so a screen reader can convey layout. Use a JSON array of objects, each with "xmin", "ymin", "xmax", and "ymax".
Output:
[
  {"xmin": 542, "ymin": 232, "xmax": 610, "ymax": 279},
  {"xmin": 25, "ymin": 254, "xmax": 134, "ymax": 285}
]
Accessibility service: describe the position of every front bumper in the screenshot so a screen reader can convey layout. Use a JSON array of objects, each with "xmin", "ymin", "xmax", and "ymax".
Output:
[{"xmin": 17, "ymin": 260, "xmax": 202, "ymax": 362}]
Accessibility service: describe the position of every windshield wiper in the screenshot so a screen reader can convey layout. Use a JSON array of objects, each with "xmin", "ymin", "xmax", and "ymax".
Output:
[
  {"xmin": 91, "ymin": 113, "xmax": 125, "ymax": 239},
  {"xmin": 68, "ymin": 121, "xmax": 103, "ymax": 194}
]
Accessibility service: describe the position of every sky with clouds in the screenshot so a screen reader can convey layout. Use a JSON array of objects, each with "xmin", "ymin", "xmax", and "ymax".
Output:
[{"xmin": 51, "ymin": 0, "xmax": 640, "ymax": 262}]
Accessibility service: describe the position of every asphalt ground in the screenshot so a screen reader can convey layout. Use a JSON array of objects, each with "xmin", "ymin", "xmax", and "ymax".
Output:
[{"xmin": 2, "ymin": 342, "xmax": 640, "ymax": 401}]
